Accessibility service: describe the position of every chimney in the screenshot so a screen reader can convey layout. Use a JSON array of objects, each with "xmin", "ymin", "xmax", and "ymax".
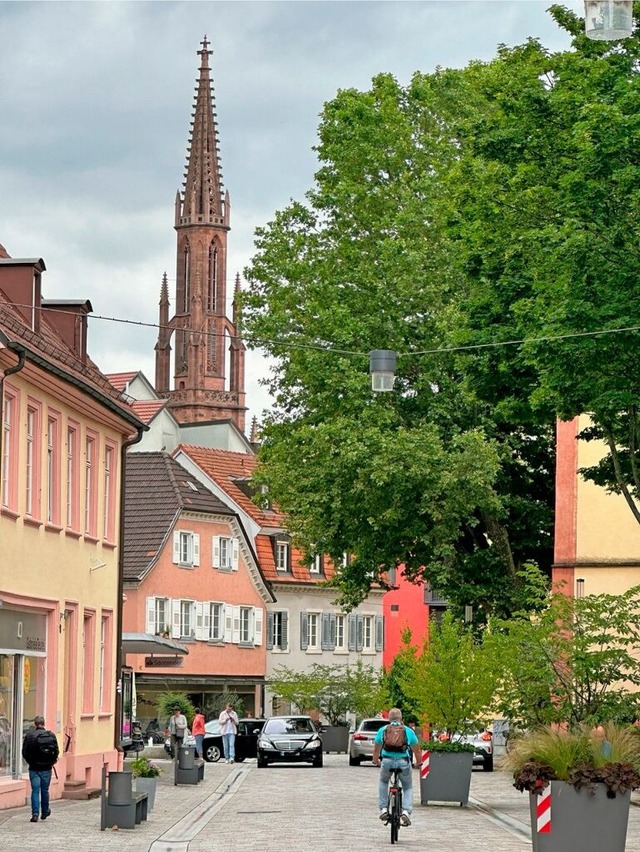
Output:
[
  {"xmin": 0, "ymin": 258, "xmax": 46, "ymax": 333},
  {"xmin": 41, "ymin": 300, "xmax": 93, "ymax": 363}
]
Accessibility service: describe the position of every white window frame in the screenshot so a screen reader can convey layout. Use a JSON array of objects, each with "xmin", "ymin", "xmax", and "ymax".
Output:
[
  {"xmin": 307, "ymin": 611, "xmax": 320, "ymax": 651},
  {"xmin": 210, "ymin": 601, "xmax": 224, "ymax": 641},
  {"xmin": 212, "ymin": 535, "xmax": 238, "ymax": 570},
  {"xmin": 272, "ymin": 611, "xmax": 288, "ymax": 651},
  {"xmin": 155, "ymin": 598, "xmax": 169, "ymax": 634},
  {"xmin": 179, "ymin": 599, "xmax": 195, "ymax": 639},
  {"xmin": 275, "ymin": 540, "xmax": 289, "ymax": 572},
  {"xmin": 335, "ymin": 613, "xmax": 347, "ymax": 652},
  {"xmin": 310, "ymin": 554, "xmax": 322, "ymax": 574},
  {"xmin": 173, "ymin": 530, "xmax": 200, "ymax": 567},
  {"xmin": 239, "ymin": 606, "xmax": 252, "ymax": 644},
  {"xmin": 362, "ymin": 614, "xmax": 375, "ymax": 653}
]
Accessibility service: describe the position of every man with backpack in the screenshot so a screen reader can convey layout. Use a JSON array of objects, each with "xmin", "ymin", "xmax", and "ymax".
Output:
[
  {"xmin": 372, "ymin": 708, "xmax": 420, "ymax": 826},
  {"xmin": 22, "ymin": 716, "xmax": 59, "ymax": 823}
]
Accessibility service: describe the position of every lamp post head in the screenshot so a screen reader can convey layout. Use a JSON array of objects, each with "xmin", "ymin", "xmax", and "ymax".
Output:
[
  {"xmin": 369, "ymin": 349, "xmax": 397, "ymax": 392},
  {"xmin": 585, "ymin": 1, "xmax": 633, "ymax": 40}
]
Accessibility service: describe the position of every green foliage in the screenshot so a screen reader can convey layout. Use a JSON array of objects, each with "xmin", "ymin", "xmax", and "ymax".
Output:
[
  {"xmin": 156, "ymin": 692, "xmax": 195, "ymax": 727},
  {"xmin": 424, "ymin": 739, "xmax": 476, "ymax": 754},
  {"xmin": 267, "ymin": 661, "xmax": 386, "ymax": 725},
  {"xmin": 381, "ymin": 629, "xmax": 420, "ymax": 724},
  {"xmin": 397, "ymin": 611, "xmax": 498, "ymax": 738},
  {"xmin": 489, "ymin": 584, "xmax": 640, "ymax": 729},
  {"xmin": 129, "ymin": 755, "xmax": 161, "ymax": 778},
  {"xmin": 202, "ymin": 691, "xmax": 245, "ymax": 721}
]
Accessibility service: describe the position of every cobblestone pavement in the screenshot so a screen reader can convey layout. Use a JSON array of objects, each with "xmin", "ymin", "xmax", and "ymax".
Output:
[{"xmin": 1, "ymin": 756, "xmax": 640, "ymax": 851}]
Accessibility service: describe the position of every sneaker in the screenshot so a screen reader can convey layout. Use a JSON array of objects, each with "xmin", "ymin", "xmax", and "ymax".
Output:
[
  {"xmin": 41, "ymin": 812, "xmax": 51, "ymax": 821},
  {"xmin": 379, "ymin": 809, "xmax": 389, "ymax": 822},
  {"xmin": 401, "ymin": 811, "xmax": 411, "ymax": 826},
  {"xmin": 30, "ymin": 815, "xmax": 39, "ymax": 823}
]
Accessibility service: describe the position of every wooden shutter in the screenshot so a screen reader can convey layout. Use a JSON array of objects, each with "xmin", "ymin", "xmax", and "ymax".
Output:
[
  {"xmin": 224, "ymin": 605, "xmax": 233, "ymax": 642},
  {"xmin": 172, "ymin": 531, "xmax": 181, "ymax": 564},
  {"xmin": 329, "ymin": 613, "xmax": 337, "ymax": 650},
  {"xmin": 254, "ymin": 608, "xmax": 263, "ymax": 646},
  {"xmin": 146, "ymin": 597, "xmax": 156, "ymax": 634},
  {"xmin": 348, "ymin": 613, "xmax": 357, "ymax": 651},
  {"xmin": 375, "ymin": 615, "xmax": 384, "ymax": 651},
  {"xmin": 195, "ymin": 601, "xmax": 204, "ymax": 640},
  {"xmin": 192, "ymin": 533, "xmax": 200, "ymax": 567},
  {"xmin": 300, "ymin": 612, "xmax": 309, "ymax": 650},
  {"xmin": 171, "ymin": 599, "xmax": 181, "ymax": 638},
  {"xmin": 266, "ymin": 611, "xmax": 274, "ymax": 650},
  {"xmin": 212, "ymin": 536, "xmax": 220, "ymax": 568},
  {"xmin": 356, "ymin": 615, "xmax": 364, "ymax": 651},
  {"xmin": 232, "ymin": 605, "xmax": 241, "ymax": 643},
  {"xmin": 321, "ymin": 613, "xmax": 331, "ymax": 650},
  {"xmin": 232, "ymin": 537, "xmax": 239, "ymax": 570},
  {"xmin": 281, "ymin": 612, "xmax": 289, "ymax": 651},
  {"xmin": 203, "ymin": 602, "xmax": 211, "ymax": 640}
]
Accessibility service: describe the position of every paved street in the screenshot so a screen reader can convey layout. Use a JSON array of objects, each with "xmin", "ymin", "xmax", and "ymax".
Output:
[{"xmin": 2, "ymin": 755, "xmax": 640, "ymax": 851}]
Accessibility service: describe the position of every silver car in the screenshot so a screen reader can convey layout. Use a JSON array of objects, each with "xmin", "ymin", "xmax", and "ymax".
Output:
[{"xmin": 349, "ymin": 718, "xmax": 388, "ymax": 765}]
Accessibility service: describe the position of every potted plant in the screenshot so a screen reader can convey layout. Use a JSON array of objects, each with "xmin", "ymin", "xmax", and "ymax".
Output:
[
  {"xmin": 399, "ymin": 611, "xmax": 498, "ymax": 806},
  {"xmin": 130, "ymin": 755, "xmax": 161, "ymax": 811},
  {"xmin": 505, "ymin": 724, "xmax": 640, "ymax": 852}
]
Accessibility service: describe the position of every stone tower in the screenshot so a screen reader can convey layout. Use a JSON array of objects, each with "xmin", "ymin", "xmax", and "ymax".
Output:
[{"xmin": 155, "ymin": 38, "xmax": 246, "ymax": 430}]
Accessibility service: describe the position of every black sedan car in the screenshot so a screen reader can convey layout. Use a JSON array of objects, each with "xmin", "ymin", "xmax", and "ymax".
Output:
[{"xmin": 256, "ymin": 716, "xmax": 323, "ymax": 768}]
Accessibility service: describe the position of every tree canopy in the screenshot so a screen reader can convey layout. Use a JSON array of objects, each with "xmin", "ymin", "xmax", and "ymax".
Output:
[{"xmin": 242, "ymin": 5, "xmax": 640, "ymax": 615}]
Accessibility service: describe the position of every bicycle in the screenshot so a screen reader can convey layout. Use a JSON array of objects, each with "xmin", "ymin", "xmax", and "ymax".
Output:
[{"xmin": 386, "ymin": 766, "xmax": 403, "ymax": 844}]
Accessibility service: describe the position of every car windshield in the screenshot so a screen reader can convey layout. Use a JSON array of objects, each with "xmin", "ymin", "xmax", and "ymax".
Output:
[
  {"xmin": 264, "ymin": 718, "xmax": 314, "ymax": 735},
  {"xmin": 361, "ymin": 720, "xmax": 387, "ymax": 733}
]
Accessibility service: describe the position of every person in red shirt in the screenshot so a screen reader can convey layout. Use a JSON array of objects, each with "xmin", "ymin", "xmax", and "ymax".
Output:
[{"xmin": 192, "ymin": 707, "xmax": 206, "ymax": 759}]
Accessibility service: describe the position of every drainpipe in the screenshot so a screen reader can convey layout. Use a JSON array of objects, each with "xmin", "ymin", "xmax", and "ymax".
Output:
[
  {"xmin": 0, "ymin": 342, "xmax": 27, "ymax": 490},
  {"xmin": 113, "ymin": 424, "xmax": 146, "ymax": 763}
]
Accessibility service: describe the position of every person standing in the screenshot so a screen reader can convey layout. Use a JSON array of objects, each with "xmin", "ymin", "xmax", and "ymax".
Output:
[
  {"xmin": 168, "ymin": 706, "xmax": 188, "ymax": 758},
  {"xmin": 22, "ymin": 716, "xmax": 59, "ymax": 823},
  {"xmin": 372, "ymin": 708, "xmax": 420, "ymax": 826},
  {"xmin": 192, "ymin": 707, "xmax": 206, "ymax": 759},
  {"xmin": 218, "ymin": 703, "xmax": 239, "ymax": 763}
]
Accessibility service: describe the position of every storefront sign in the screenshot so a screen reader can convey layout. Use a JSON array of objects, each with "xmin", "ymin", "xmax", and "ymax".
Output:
[
  {"xmin": 0, "ymin": 609, "xmax": 47, "ymax": 653},
  {"xmin": 145, "ymin": 656, "xmax": 183, "ymax": 667}
]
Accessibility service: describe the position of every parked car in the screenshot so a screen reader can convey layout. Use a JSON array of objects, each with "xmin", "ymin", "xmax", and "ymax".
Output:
[
  {"xmin": 349, "ymin": 718, "xmax": 388, "ymax": 766},
  {"xmin": 164, "ymin": 717, "xmax": 266, "ymax": 762},
  {"xmin": 257, "ymin": 716, "xmax": 323, "ymax": 768},
  {"xmin": 432, "ymin": 727, "xmax": 494, "ymax": 772}
]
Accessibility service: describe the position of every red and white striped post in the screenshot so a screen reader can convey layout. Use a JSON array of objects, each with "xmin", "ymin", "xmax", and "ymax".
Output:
[
  {"xmin": 420, "ymin": 749, "xmax": 430, "ymax": 779},
  {"xmin": 536, "ymin": 785, "xmax": 551, "ymax": 834}
]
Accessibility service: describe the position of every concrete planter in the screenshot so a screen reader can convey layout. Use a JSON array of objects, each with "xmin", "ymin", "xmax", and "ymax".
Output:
[
  {"xmin": 319, "ymin": 725, "xmax": 350, "ymax": 753},
  {"xmin": 528, "ymin": 781, "xmax": 631, "ymax": 852},
  {"xmin": 135, "ymin": 776, "xmax": 157, "ymax": 811},
  {"xmin": 420, "ymin": 751, "xmax": 474, "ymax": 806}
]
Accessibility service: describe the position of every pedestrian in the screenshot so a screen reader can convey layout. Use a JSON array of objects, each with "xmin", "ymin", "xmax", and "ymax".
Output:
[
  {"xmin": 168, "ymin": 706, "xmax": 188, "ymax": 758},
  {"xmin": 218, "ymin": 702, "xmax": 239, "ymax": 763},
  {"xmin": 22, "ymin": 715, "xmax": 59, "ymax": 823},
  {"xmin": 192, "ymin": 707, "xmax": 206, "ymax": 759},
  {"xmin": 372, "ymin": 707, "xmax": 420, "ymax": 827}
]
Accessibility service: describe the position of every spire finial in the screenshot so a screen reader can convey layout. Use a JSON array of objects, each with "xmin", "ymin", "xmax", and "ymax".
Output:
[{"xmin": 250, "ymin": 416, "xmax": 259, "ymax": 443}]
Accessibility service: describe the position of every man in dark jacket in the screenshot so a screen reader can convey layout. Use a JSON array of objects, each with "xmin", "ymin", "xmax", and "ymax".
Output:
[{"xmin": 22, "ymin": 716, "xmax": 58, "ymax": 822}]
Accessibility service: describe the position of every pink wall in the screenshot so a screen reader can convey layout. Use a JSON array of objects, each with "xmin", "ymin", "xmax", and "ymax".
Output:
[
  {"xmin": 553, "ymin": 417, "xmax": 579, "ymax": 594},
  {"xmin": 383, "ymin": 568, "xmax": 428, "ymax": 668}
]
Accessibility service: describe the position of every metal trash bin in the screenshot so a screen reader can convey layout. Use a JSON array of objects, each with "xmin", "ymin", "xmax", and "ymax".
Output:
[
  {"xmin": 108, "ymin": 770, "xmax": 133, "ymax": 805},
  {"xmin": 178, "ymin": 745, "xmax": 196, "ymax": 770}
]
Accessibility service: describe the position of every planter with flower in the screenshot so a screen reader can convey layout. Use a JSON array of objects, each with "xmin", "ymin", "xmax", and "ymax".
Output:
[
  {"xmin": 399, "ymin": 611, "xmax": 498, "ymax": 806},
  {"xmin": 130, "ymin": 755, "xmax": 161, "ymax": 811}
]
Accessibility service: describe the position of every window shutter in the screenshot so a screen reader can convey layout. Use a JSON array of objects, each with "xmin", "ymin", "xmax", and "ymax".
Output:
[
  {"xmin": 195, "ymin": 601, "xmax": 204, "ymax": 640},
  {"xmin": 212, "ymin": 536, "xmax": 220, "ymax": 568},
  {"xmin": 348, "ymin": 614, "xmax": 357, "ymax": 651},
  {"xmin": 266, "ymin": 611, "xmax": 274, "ymax": 650},
  {"xmin": 375, "ymin": 615, "xmax": 384, "ymax": 651},
  {"xmin": 329, "ymin": 613, "xmax": 337, "ymax": 650},
  {"xmin": 203, "ymin": 603, "xmax": 211, "ymax": 640},
  {"xmin": 224, "ymin": 605, "xmax": 233, "ymax": 642},
  {"xmin": 254, "ymin": 608, "xmax": 263, "ymax": 646},
  {"xmin": 232, "ymin": 605, "xmax": 241, "ymax": 643},
  {"xmin": 172, "ymin": 531, "xmax": 181, "ymax": 564},
  {"xmin": 321, "ymin": 613, "xmax": 331, "ymax": 651},
  {"xmin": 192, "ymin": 533, "xmax": 200, "ymax": 566},
  {"xmin": 282, "ymin": 612, "xmax": 289, "ymax": 651},
  {"xmin": 146, "ymin": 598, "xmax": 156, "ymax": 634},
  {"xmin": 171, "ymin": 599, "xmax": 181, "ymax": 638},
  {"xmin": 286, "ymin": 543, "xmax": 291, "ymax": 571},
  {"xmin": 300, "ymin": 612, "xmax": 308, "ymax": 650},
  {"xmin": 356, "ymin": 615, "xmax": 364, "ymax": 651},
  {"xmin": 232, "ymin": 538, "xmax": 239, "ymax": 571}
]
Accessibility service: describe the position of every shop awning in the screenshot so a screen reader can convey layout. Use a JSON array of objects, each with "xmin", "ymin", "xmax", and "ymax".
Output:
[{"xmin": 122, "ymin": 632, "xmax": 189, "ymax": 656}]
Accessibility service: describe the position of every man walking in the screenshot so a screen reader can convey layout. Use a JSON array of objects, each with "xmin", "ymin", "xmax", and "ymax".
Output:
[
  {"xmin": 372, "ymin": 708, "xmax": 420, "ymax": 826},
  {"xmin": 218, "ymin": 702, "xmax": 239, "ymax": 763},
  {"xmin": 22, "ymin": 715, "xmax": 59, "ymax": 823}
]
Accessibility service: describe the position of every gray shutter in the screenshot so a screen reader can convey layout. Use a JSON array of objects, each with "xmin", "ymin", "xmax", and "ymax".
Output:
[
  {"xmin": 356, "ymin": 615, "xmax": 364, "ymax": 651},
  {"xmin": 321, "ymin": 613, "xmax": 331, "ymax": 650},
  {"xmin": 300, "ymin": 612, "xmax": 308, "ymax": 650},
  {"xmin": 375, "ymin": 615, "xmax": 384, "ymax": 651},
  {"xmin": 329, "ymin": 613, "xmax": 337, "ymax": 650},
  {"xmin": 282, "ymin": 612, "xmax": 289, "ymax": 651},
  {"xmin": 266, "ymin": 611, "xmax": 274, "ymax": 650},
  {"xmin": 348, "ymin": 614, "xmax": 357, "ymax": 651}
]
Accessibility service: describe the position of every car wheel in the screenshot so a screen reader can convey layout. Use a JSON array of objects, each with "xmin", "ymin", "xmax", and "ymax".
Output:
[
  {"xmin": 257, "ymin": 753, "xmax": 268, "ymax": 768},
  {"xmin": 204, "ymin": 742, "xmax": 222, "ymax": 763},
  {"xmin": 482, "ymin": 755, "xmax": 494, "ymax": 772},
  {"xmin": 313, "ymin": 754, "xmax": 323, "ymax": 768},
  {"xmin": 349, "ymin": 754, "xmax": 361, "ymax": 766}
]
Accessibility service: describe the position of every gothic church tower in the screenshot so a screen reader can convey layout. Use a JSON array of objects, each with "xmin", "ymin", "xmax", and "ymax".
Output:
[{"xmin": 155, "ymin": 38, "xmax": 246, "ymax": 431}]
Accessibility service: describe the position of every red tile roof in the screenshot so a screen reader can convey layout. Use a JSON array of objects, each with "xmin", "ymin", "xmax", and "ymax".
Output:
[
  {"xmin": 105, "ymin": 371, "xmax": 139, "ymax": 392},
  {"xmin": 131, "ymin": 399, "xmax": 166, "ymax": 424}
]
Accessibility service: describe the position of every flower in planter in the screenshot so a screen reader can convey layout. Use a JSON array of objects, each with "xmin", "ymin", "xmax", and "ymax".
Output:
[
  {"xmin": 130, "ymin": 755, "xmax": 161, "ymax": 778},
  {"xmin": 506, "ymin": 724, "xmax": 640, "ymax": 798}
]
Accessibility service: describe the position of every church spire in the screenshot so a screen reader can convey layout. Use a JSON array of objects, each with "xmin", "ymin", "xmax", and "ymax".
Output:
[{"xmin": 175, "ymin": 36, "xmax": 227, "ymax": 229}]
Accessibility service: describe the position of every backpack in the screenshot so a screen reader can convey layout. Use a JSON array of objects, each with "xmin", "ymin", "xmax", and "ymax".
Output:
[
  {"xmin": 34, "ymin": 730, "xmax": 59, "ymax": 766},
  {"xmin": 382, "ymin": 722, "xmax": 408, "ymax": 753}
]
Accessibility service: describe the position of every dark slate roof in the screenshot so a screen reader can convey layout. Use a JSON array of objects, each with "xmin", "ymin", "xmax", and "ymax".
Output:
[{"xmin": 123, "ymin": 452, "xmax": 234, "ymax": 582}]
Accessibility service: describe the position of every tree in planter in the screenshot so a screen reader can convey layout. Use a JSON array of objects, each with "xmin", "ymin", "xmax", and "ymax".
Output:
[
  {"xmin": 156, "ymin": 691, "xmax": 195, "ymax": 729},
  {"xmin": 381, "ymin": 628, "xmax": 421, "ymax": 726}
]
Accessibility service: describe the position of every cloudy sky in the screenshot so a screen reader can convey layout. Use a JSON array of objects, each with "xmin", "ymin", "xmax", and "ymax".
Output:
[{"xmin": 0, "ymin": 0, "xmax": 583, "ymax": 427}]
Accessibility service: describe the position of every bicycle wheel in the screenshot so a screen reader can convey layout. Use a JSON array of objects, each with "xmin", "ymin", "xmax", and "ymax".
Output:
[{"xmin": 388, "ymin": 790, "xmax": 399, "ymax": 844}]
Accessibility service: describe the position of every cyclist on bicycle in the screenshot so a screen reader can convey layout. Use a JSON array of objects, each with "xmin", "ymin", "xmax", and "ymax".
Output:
[{"xmin": 372, "ymin": 708, "xmax": 421, "ymax": 826}]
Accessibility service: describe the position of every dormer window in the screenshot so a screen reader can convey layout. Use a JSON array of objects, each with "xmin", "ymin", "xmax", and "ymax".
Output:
[
  {"xmin": 272, "ymin": 534, "xmax": 291, "ymax": 572},
  {"xmin": 310, "ymin": 554, "xmax": 323, "ymax": 575},
  {"xmin": 173, "ymin": 530, "xmax": 200, "ymax": 568}
]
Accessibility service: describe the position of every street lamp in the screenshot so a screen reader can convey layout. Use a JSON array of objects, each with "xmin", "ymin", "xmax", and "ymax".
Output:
[
  {"xmin": 369, "ymin": 349, "xmax": 397, "ymax": 392},
  {"xmin": 585, "ymin": 0, "xmax": 633, "ymax": 40}
]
